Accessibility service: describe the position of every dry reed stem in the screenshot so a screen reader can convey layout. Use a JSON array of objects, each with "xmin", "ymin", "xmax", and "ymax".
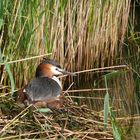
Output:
[
  {"xmin": 0, "ymin": 53, "xmax": 52, "ymax": 65},
  {"xmin": 0, "ymin": 104, "xmax": 32, "ymax": 133},
  {"xmin": 64, "ymin": 88, "xmax": 109, "ymax": 93}
]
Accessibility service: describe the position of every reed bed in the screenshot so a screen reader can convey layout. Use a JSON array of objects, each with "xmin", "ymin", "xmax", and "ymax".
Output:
[
  {"xmin": 0, "ymin": 0, "xmax": 140, "ymax": 139},
  {"xmin": 0, "ymin": 0, "xmax": 132, "ymax": 88}
]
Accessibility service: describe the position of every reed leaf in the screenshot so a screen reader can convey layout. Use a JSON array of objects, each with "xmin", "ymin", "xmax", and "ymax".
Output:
[
  {"xmin": 103, "ymin": 76, "xmax": 110, "ymax": 129},
  {"xmin": 3, "ymin": 61, "xmax": 14, "ymax": 97}
]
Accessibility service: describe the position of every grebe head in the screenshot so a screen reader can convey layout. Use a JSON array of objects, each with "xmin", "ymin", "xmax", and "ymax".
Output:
[{"xmin": 35, "ymin": 58, "xmax": 75, "ymax": 78}]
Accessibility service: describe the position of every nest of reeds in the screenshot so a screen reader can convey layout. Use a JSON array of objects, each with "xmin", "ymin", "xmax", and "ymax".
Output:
[{"xmin": 0, "ymin": 93, "xmax": 113, "ymax": 140}]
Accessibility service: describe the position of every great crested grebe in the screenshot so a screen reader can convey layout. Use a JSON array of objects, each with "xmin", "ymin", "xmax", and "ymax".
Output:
[{"xmin": 17, "ymin": 58, "xmax": 75, "ymax": 109}]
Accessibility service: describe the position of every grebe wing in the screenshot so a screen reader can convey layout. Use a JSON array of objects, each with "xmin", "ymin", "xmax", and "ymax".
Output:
[{"xmin": 24, "ymin": 77, "xmax": 62, "ymax": 101}]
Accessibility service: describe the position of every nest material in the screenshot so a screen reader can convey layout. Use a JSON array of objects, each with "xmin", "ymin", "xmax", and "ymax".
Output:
[{"xmin": 0, "ymin": 95, "xmax": 113, "ymax": 140}]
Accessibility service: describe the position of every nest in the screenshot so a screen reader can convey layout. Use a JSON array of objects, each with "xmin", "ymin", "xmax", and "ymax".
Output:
[{"xmin": 0, "ymin": 95, "xmax": 113, "ymax": 140}]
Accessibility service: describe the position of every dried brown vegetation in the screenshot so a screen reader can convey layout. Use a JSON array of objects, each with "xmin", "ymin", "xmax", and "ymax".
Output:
[{"xmin": 0, "ymin": 0, "xmax": 140, "ymax": 139}]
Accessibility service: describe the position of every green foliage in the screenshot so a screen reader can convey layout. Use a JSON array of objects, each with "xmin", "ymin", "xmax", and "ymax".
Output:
[
  {"xmin": 103, "ymin": 76, "xmax": 122, "ymax": 140},
  {"xmin": 103, "ymin": 76, "xmax": 109, "ymax": 129},
  {"xmin": 4, "ymin": 62, "xmax": 14, "ymax": 96},
  {"xmin": 110, "ymin": 110, "xmax": 121, "ymax": 140},
  {"xmin": 36, "ymin": 108, "xmax": 52, "ymax": 113}
]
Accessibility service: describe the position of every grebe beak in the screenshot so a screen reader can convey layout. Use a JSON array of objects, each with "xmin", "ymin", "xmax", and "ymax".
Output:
[{"xmin": 57, "ymin": 68, "xmax": 76, "ymax": 76}]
